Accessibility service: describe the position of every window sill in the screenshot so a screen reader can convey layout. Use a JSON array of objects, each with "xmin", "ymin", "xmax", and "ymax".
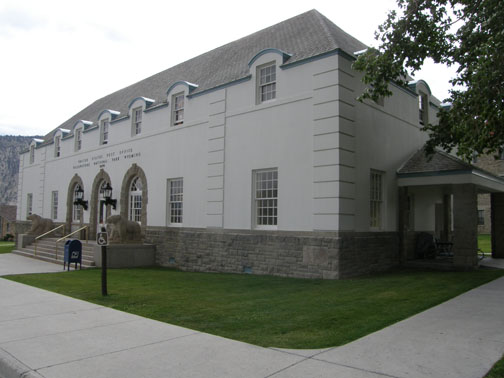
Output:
[
  {"xmin": 254, "ymin": 225, "xmax": 278, "ymax": 231},
  {"xmin": 168, "ymin": 223, "xmax": 183, "ymax": 228}
]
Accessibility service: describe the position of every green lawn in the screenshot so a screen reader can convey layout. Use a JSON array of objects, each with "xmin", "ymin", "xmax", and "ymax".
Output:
[
  {"xmin": 486, "ymin": 355, "xmax": 504, "ymax": 377},
  {"xmin": 0, "ymin": 241, "xmax": 15, "ymax": 254},
  {"xmin": 479, "ymin": 234, "xmax": 492, "ymax": 254},
  {"xmin": 6, "ymin": 267, "xmax": 504, "ymax": 349}
]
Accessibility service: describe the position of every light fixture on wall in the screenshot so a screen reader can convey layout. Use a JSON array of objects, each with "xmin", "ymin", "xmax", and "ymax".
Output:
[
  {"xmin": 73, "ymin": 186, "xmax": 88, "ymax": 210},
  {"xmin": 102, "ymin": 183, "xmax": 117, "ymax": 210}
]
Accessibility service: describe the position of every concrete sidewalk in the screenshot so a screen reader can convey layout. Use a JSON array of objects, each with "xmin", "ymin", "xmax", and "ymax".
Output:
[
  {"xmin": 0, "ymin": 255, "xmax": 503, "ymax": 378},
  {"xmin": 0, "ymin": 254, "xmax": 62, "ymax": 276}
]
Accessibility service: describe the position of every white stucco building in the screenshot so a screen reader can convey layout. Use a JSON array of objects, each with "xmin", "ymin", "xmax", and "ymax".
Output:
[{"xmin": 16, "ymin": 10, "xmax": 504, "ymax": 278}]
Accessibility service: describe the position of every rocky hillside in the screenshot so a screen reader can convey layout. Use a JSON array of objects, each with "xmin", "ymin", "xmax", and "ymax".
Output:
[{"xmin": 0, "ymin": 135, "xmax": 39, "ymax": 205}]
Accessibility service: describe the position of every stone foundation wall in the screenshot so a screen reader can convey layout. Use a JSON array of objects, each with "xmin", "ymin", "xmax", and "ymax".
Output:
[
  {"xmin": 338, "ymin": 232, "xmax": 400, "ymax": 278},
  {"xmin": 145, "ymin": 227, "xmax": 400, "ymax": 279}
]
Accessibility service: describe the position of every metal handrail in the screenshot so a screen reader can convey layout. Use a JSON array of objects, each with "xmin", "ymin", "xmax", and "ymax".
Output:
[
  {"xmin": 55, "ymin": 226, "xmax": 89, "ymax": 260},
  {"xmin": 34, "ymin": 224, "xmax": 65, "ymax": 256}
]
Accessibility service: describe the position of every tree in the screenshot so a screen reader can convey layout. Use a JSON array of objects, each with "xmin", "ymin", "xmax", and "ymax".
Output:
[{"xmin": 353, "ymin": 0, "xmax": 504, "ymax": 161}]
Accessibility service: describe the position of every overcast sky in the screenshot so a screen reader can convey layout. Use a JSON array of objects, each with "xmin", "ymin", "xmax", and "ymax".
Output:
[{"xmin": 0, "ymin": 0, "xmax": 457, "ymax": 137}]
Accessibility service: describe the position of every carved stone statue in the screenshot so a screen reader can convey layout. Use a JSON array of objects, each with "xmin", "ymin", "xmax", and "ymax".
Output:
[
  {"xmin": 27, "ymin": 214, "xmax": 54, "ymax": 236},
  {"xmin": 106, "ymin": 215, "xmax": 142, "ymax": 243}
]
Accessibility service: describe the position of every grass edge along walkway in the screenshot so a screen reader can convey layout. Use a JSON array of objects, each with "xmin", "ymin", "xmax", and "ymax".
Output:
[
  {"xmin": 0, "ymin": 241, "xmax": 15, "ymax": 254},
  {"xmin": 6, "ymin": 267, "xmax": 504, "ymax": 349},
  {"xmin": 485, "ymin": 354, "xmax": 504, "ymax": 378}
]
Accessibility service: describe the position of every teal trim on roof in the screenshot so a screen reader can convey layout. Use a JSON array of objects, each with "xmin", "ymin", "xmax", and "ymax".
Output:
[
  {"xmin": 166, "ymin": 81, "xmax": 199, "ymax": 96},
  {"xmin": 72, "ymin": 120, "xmax": 93, "ymax": 131},
  {"xmin": 144, "ymin": 102, "xmax": 169, "ymax": 113},
  {"xmin": 188, "ymin": 76, "xmax": 252, "ymax": 99},
  {"xmin": 97, "ymin": 109, "xmax": 121, "ymax": 120},
  {"xmin": 248, "ymin": 48, "xmax": 292, "ymax": 67},
  {"xmin": 127, "ymin": 97, "xmax": 155, "ymax": 109},
  {"xmin": 408, "ymin": 79, "xmax": 432, "ymax": 95},
  {"xmin": 397, "ymin": 170, "xmax": 471, "ymax": 178}
]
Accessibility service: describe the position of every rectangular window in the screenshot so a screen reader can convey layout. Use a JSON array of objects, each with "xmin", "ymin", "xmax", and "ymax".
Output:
[
  {"xmin": 29, "ymin": 146, "xmax": 35, "ymax": 164},
  {"xmin": 51, "ymin": 191, "xmax": 58, "ymax": 220},
  {"xmin": 172, "ymin": 93, "xmax": 184, "ymax": 126},
  {"xmin": 133, "ymin": 108, "xmax": 142, "ymax": 135},
  {"xmin": 101, "ymin": 119, "xmax": 109, "ymax": 145},
  {"xmin": 54, "ymin": 136, "xmax": 61, "ymax": 157},
  {"xmin": 478, "ymin": 210, "xmax": 485, "ymax": 225},
  {"xmin": 26, "ymin": 193, "xmax": 33, "ymax": 219},
  {"xmin": 75, "ymin": 129, "xmax": 82, "ymax": 151},
  {"xmin": 419, "ymin": 93, "xmax": 428, "ymax": 125},
  {"xmin": 168, "ymin": 178, "xmax": 183, "ymax": 224},
  {"xmin": 129, "ymin": 194, "xmax": 142, "ymax": 223},
  {"xmin": 258, "ymin": 64, "xmax": 276, "ymax": 103},
  {"xmin": 253, "ymin": 168, "xmax": 278, "ymax": 228},
  {"xmin": 370, "ymin": 170, "xmax": 384, "ymax": 229}
]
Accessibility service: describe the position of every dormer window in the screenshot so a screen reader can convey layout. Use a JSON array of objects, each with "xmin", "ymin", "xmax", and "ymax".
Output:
[
  {"xmin": 54, "ymin": 136, "xmax": 61, "ymax": 157},
  {"xmin": 29, "ymin": 145, "xmax": 35, "ymax": 164},
  {"xmin": 132, "ymin": 108, "xmax": 142, "ymax": 135},
  {"xmin": 258, "ymin": 63, "xmax": 276, "ymax": 103},
  {"xmin": 75, "ymin": 129, "xmax": 82, "ymax": 151},
  {"xmin": 419, "ymin": 92, "xmax": 428, "ymax": 125},
  {"xmin": 172, "ymin": 93, "xmax": 184, "ymax": 126},
  {"xmin": 100, "ymin": 119, "xmax": 109, "ymax": 145}
]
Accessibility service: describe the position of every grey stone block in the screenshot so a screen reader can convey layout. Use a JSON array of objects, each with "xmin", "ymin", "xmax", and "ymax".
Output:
[{"xmin": 94, "ymin": 244, "xmax": 156, "ymax": 268}]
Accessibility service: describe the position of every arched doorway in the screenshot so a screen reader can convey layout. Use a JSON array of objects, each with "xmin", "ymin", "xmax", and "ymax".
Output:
[
  {"xmin": 120, "ymin": 164, "xmax": 148, "ymax": 228},
  {"xmin": 66, "ymin": 174, "xmax": 84, "ymax": 233}
]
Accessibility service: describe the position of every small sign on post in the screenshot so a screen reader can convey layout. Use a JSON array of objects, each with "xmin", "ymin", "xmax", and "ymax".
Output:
[
  {"xmin": 97, "ymin": 231, "xmax": 108, "ymax": 246},
  {"xmin": 97, "ymin": 228, "xmax": 108, "ymax": 296}
]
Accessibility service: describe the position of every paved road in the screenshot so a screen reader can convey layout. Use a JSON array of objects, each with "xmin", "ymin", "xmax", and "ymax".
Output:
[{"xmin": 0, "ymin": 254, "xmax": 503, "ymax": 378}]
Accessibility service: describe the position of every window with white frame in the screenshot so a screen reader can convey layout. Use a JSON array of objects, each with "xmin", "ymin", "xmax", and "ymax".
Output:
[
  {"xmin": 73, "ymin": 185, "xmax": 82, "ymax": 222},
  {"xmin": 75, "ymin": 129, "xmax": 82, "ymax": 151},
  {"xmin": 167, "ymin": 178, "xmax": 183, "ymax": 224},
  {"xmin": 132, "ymin": 108, "xmax": 142, "ymax": 135},
  {"xmin": 370, "ymin": 170, "xmax": 384, "ymax": 229},
  {"xmin": 253, "ymin": 168, "xmax": 278, "ymax": 228},
  {"xmin": 100, "ymin": 119, "xmax": 109, "ymax": 145},
  {"xmin": 29, "ymin": 145, "xmax": 35, "ymax": 164},
  {"xmin": 171, "ymin": 93, "xmax": 184, "ymax": 126},
  {"xmin": 257, "ymin": 63, "xmax": 276, "ymax": 103},
  {"xmin": 54, "ymin": 136, "xmax": 61, "ymax": 157},
  {"xmin": 26, "ymin": 193, "xmax": 33, "ymax": 219},
  {"xmin": 129, "ymin": 177, "xmax": 142, "ymax": 223},
  {"xmin": 51, "ymin": 191, "xmax": 58, "ymax": 220},
  {"xmin": 418, "ymin": 93, "xmax": 428, "ymax": 125}
]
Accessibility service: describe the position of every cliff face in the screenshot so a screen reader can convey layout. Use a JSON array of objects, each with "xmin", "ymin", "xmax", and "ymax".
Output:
[{"xmin": 0, "ymin": 135, "xmax": 39, "ymax": 205}]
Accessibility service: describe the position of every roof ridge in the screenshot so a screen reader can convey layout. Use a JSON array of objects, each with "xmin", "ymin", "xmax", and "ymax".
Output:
[{"xmin": 311, "ymin": 9, "xmax": 341, "ymax": 51}]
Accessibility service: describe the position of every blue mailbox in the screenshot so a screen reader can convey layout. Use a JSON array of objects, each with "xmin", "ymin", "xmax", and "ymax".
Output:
[{"xmin": 64, "ymin": 239, "xmax": 82, "ymax": 271}]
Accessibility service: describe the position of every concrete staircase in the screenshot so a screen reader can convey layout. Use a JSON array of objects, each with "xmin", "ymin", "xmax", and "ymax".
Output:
[{"xmin": 12, "ymin": 237, "xmax": 96, "ymax": 268}]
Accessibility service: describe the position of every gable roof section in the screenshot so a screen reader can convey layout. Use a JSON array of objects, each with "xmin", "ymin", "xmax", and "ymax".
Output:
[
  {"xmin": 38, "ymin": 10, "xmax": 366, "ymax": 145},
  {"xmin": 397, "ymin": 147, "xmax": 504, "ymax": 192},
  {"xmin": 397, "ymin": 147, "xmax": 474, "ymax": 176}
]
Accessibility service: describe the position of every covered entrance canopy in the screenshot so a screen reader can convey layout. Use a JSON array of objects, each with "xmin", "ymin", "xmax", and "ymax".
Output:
[{"xmin": 397, "ymin": 148, "xmax": 504, "ymax": 269}]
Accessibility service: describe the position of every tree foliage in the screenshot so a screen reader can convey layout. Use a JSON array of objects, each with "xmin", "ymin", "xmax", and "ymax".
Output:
[{"xmin": 353, "ymin": 0, "xmax": 504, "ymax": 161}]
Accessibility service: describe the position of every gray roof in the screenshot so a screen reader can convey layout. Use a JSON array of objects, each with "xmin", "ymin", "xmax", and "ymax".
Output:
[
  {"xmin": 397, "ymin": 147, "xmax": 502, "ymax": 178},
  {"xmin": 39, "ymin": 9, "xmax": 366, "ymax": 145}
]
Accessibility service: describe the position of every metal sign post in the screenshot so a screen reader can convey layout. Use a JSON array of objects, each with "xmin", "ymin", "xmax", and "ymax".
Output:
[{"xmin": 97, "ymin": 228, "xmax": 109, "ymax": 296}]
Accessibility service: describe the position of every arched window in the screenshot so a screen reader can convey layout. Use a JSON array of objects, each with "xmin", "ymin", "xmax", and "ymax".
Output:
[
  {"xmin": 129, "ymin": 177, "xmax": 142, "ymax": 223},
  {"xmin": 73, "ymin": 184, "xmax": 83, "ymax": 222}
]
